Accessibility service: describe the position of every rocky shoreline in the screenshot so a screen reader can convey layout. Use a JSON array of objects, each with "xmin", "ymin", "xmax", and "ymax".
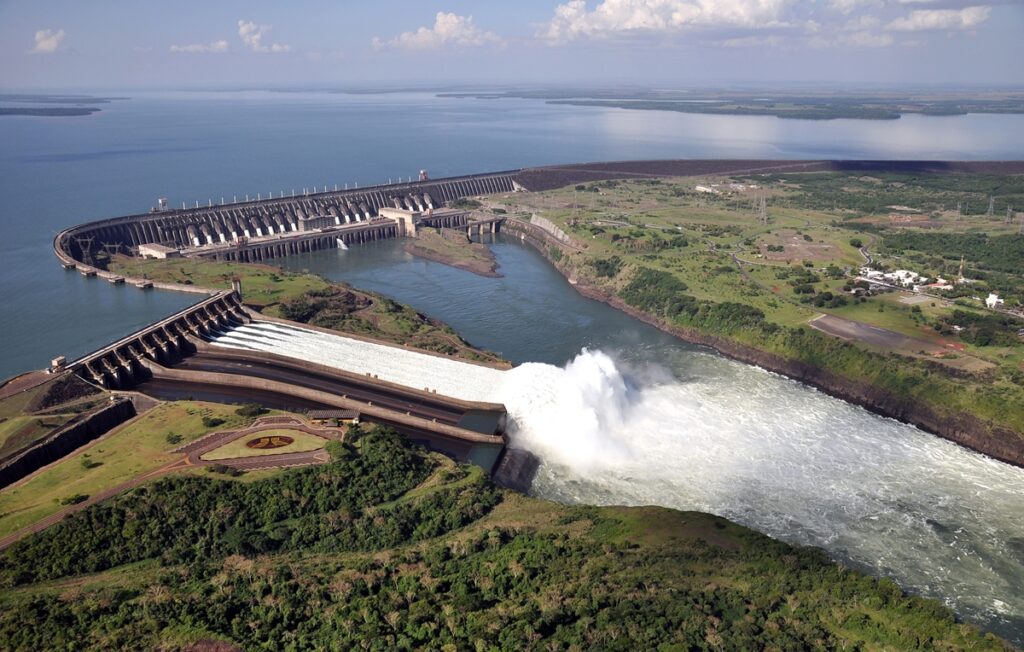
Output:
[{"xmin": 503, "ymin": 218, "xmax": 1024, "ymax": 469}]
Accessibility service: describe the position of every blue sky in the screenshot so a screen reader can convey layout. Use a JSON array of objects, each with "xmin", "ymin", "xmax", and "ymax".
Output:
[{"xmin": 1, "ymin": 0, "xmax": 1022, "ymax": 89}]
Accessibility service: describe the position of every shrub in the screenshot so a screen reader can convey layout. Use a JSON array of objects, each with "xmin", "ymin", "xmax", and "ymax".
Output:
[{"xmin": 235, "ymin": 403, "xmax": 268, "ymax": 418}]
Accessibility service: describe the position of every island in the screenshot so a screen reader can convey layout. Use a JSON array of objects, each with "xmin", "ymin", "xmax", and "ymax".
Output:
[{"xmin": 405, "ymin": 227, "xmax": 501, "ymax": 277}]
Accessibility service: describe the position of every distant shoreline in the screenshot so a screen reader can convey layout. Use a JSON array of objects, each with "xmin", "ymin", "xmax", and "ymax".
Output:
[{"xmin": 0, "ymin": 107, "xmax": 101, "ymax": 117}]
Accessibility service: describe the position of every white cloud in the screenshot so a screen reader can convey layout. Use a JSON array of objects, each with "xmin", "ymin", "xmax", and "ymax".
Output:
[
  {"xmin": 886, "ymin": 5, "xmax": 990, "ymax": 30},
  {"xmin": 542, "ymin": 0, "xmax": 797, "ymax": 42},
  {"xmin": 828, "ymin": 0, "xmax": 882, "ymax": 13},
  {"xmin": 238, "ymin": 20, "xmax": 290, "ymax": 53},
  {"xmin": 844, "ymin": 14, "xmax": 881, "ymax": 30},
  {"xmin": 841, "ymin": 30, "xmax": 894, "ymax": 45},
  {"xmin": 170, "ymin": 40, "xmax": 229, "ymax": 54},
  {"xmin": 719, "ymin": 34, "xmax": 785, "ymax": 47},
  {"xmin": 381, "ymin": 12, "xmax": 503, "ymax": 50},
  {"xmin": 810, "ymin": 28, "xmax": 894, "ymax": 46},
  {"xmin": 28, "ymin": 28, "xmax": 65, "ymax": 54}
]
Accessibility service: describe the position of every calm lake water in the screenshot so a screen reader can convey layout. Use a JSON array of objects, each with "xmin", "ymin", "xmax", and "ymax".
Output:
[
  {"xmin": 3, "ymin": 90, "xmax": 1024, "ymax": 378},
  {"xmin": 2, "ymin": 91, "xmax": 1023, "ymax": 643}
]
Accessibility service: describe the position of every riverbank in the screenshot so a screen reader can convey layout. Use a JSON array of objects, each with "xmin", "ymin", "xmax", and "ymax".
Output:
[
  {"xmin": 404, "ymin": 229, "xmax": 501, "ymax": 278},
  {"xmin": 503, "ymin": 217, "xmax": 1024, "ymax": 468}
]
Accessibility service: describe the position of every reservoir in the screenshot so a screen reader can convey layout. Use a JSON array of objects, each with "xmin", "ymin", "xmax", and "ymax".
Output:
[
  {"xmin": 280, "ymin": 237, "xmax": 1024, "ymax": 645},
  {"xmin": 5, "ymin": 90, "xmax": 1024, "ymax": 378}
]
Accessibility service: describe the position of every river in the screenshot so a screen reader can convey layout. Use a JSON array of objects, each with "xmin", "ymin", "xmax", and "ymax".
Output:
[{"xmin": 279, "ymin": 237, "xmax": 1024, "ymax": 645}]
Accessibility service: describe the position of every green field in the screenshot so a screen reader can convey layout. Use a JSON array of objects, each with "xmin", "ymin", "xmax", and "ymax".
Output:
[
  {"xmin": 0, "ymin": 428, "xmax": 1009, "ymax": 650},
  {"xmin": 0, "ymin": 402, "xmax": 263, "ymax": 539},
  {"xmin": 200, "ymin": 428, "xmax": 327, "ymax": 461}
]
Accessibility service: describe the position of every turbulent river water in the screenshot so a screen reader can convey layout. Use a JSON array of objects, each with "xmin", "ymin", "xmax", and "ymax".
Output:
[{"xmin": 279, "ymin": 236, "xmax": 1024, "ymax": 645}]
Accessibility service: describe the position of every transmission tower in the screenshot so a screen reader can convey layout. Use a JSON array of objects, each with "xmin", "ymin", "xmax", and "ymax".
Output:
[
  {"xmin": 73, "ymin": 236, "xmax": 94, "ymax": 265},
  {"xmin": 956, "ymin": 202, "xmax": 962, "ymax": 221},
  {"xmin": 987, "ymin": 196, "xmax": 995, "ymax": 218},
  {"xmin": 1006, "ymin": 205, "xmax": 1014, "ymax": 224},
  {"xmin": 101, "ymin": 242, "xmax": 121, "ymax": 257},
  {"xmin": 758, "ymin": 197, "xmax": 769, "ymax": 224}
]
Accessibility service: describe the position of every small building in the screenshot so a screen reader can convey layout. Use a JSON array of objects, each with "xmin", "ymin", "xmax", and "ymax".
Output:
[
  {"xmin": 378, "ymin": 207, "xmax": 420, "ymax": 236},
  {"xmin": 986, "ymin": 293, "xmax": 1004, "ymax": 309},
  {"xmin": 307, "ymin": 409, "xmax": 360, "ymax": 425},
  {"xmin": 138, "ymin": 243, "xmax": 181, "ymax": 259},
  {"xmin": 297, "ymin": 214, "xmax": 336, "ymax": 232}
]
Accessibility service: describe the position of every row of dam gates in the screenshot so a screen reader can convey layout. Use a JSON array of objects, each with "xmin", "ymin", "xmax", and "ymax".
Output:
[
  {"xmin": 58, "ymin": 289, "xmax": 510, "ymax": 471},
  {"xmin": 55, "ymin": 171, "xmax": 519, "ymax": 266}
]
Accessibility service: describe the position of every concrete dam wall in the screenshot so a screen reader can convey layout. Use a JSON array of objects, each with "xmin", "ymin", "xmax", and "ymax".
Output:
[
  {"xmin": 68, "ymin": 290, "xmax": 248, "ymax": 389},
  {"xmin": 54, "ymin": 171, "xmax": 519, "ymax": 267}
]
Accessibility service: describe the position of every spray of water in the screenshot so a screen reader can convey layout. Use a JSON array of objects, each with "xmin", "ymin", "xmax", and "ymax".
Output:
[
  {"xmin": 491, "ymin": 349, "xmax": 1024, "ymax": 643},
  {"xmin": 211, "ymin": 325, "xmax": 1024, "ymax": 642}
]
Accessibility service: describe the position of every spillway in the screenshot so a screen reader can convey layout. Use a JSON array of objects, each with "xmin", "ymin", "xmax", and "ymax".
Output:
[{"xmin": 209, "ymin": 321, "xmax": 506, "ymax": 400}]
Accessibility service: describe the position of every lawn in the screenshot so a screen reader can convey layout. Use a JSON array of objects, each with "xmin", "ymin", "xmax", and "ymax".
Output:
[
  {"xmin": 200, "ymin": 428, "xmax": 327, "ymax": 461},
  {"xmin": 0, "ymin": 401, "xmax": 260, "ymax": 539},
  {"xmin": 108, "ymin": 256, "xmax": 329, "ymax": 310}
]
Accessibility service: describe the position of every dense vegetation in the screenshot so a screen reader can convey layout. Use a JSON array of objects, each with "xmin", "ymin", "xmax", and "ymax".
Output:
[
  {"xmin": 0, "ymin": 429, "xmax": 1008, "ymax": 651},
  {"xmin": 0, "ymin": 427, "xmax": 435, "ymax": 584},
  {"xmin": 622, "ymin": 268, "xmax": 777, "ymax": 335},
  {"xmin": 616, "ymin": 266, "xmax": 1024, "ymax": 433},
  {"xmin": 883, "ymin": 231, "xmax": 1024, "ymax": 275}
]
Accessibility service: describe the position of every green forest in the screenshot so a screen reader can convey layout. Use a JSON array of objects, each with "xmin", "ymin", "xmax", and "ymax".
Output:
[{"xmin": 0, "ymin": 427, "xmax": 1009, "ymax": 651}]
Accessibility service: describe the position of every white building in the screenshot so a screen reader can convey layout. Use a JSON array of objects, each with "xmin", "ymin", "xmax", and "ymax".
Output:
[{"xmin": 986, "ymin": 293, "xmax": 1005, "ymax": 309}]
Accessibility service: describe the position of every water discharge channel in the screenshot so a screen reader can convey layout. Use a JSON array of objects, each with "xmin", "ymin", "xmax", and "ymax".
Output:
[{"xmin": 270, "ymin": 235, "xmax": 1024, "ymax": 643}]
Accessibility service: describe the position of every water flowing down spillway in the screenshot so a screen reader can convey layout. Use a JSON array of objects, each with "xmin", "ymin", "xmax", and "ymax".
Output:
[
  {"xmin": 211, "ymin": 319, "xmax": 1024, "ymax": 643},
  {"xmin": 210, "ymin": 321, "xmax": 506, "ymax": 397}
]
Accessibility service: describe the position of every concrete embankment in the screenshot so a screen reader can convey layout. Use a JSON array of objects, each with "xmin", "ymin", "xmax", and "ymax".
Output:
[
  {"xmin": 503, "ymin": 218, "xmax": 1024, "ymax": 468},
  {"xmin": 0, "ymin": 399, "xmax": 137, "ymax": 489}
]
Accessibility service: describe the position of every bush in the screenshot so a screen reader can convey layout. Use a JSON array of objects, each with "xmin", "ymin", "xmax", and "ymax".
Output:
[
  {"xmin": 591, "ymin": 256, "xmax": 624, "ymax": 278},
  {"xmin": 201, "ymin": 416, "xmax": 225, "ymax": 428},
  {"xmin": 235, "ymin": 403, "xmax": 267, "ymax": 418},
  {"xmin": 59, "ymin": 494, "xmax": 88, "ymax": 506}
]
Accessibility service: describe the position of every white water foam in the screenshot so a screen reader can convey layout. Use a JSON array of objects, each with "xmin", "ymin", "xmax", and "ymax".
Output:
[{"xmin": 211, "ymin": 324, "xmax": 1024, "ymax": 641}]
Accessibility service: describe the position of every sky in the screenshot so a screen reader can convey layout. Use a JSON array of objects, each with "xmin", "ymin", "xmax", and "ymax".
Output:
[{"xmin": 1, "ymin": 0, "xmax": 1022, "ymax": 90}]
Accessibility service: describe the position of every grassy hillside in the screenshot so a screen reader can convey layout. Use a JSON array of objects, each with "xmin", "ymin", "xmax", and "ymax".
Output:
[
  {"xmin": 108, "ymin": 256, "xmax": 506, "ymax": 365},
  {"xmin": 0, "ymin": 427, "xmax": 1009, "ymax": 650},
  {"xmin": 503, "ymin": 174, "xmax": 1024, "ymax": 443}
]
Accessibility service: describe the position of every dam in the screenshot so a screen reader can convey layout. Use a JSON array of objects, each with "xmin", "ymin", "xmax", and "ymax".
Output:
[{"xmin": 53, "ymin": 171, "xmax": 519, "ymax": 268}]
